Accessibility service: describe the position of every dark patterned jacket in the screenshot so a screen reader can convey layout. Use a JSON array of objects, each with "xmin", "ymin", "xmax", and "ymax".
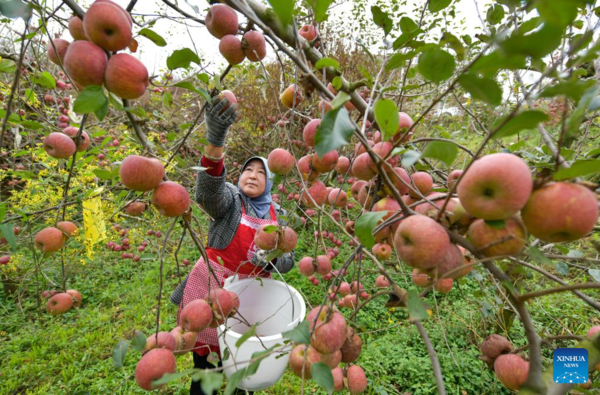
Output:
[{"xmin": 170, "ymin": 162, "xmax": 295, "ymax": 305}]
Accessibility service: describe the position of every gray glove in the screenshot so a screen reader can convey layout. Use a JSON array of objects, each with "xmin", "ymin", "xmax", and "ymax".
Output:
[
  {"xmin": 205, "ymin": 96, "xmax": 238, "ymax": 147},
  {"xmin": 251, "ymin": 249, "xmax": 271, "ymax": 269}
]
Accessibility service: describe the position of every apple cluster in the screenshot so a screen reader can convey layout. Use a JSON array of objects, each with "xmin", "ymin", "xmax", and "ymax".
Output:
[
  {"xmin": 34, "ymin": 221, "xmax": 78, "ymax": 254},
  {"xmin": 477, "ymin": 334, "xmax": 545, "ymax": 391},
  {"xmin": 43, "ymin": 289, "xmax": 82, "ymax": 315},
  {"xmin": 103, "ymin": 224, "xmax": 155, "ymax": 262},
  {"xmin": 0, "ymin": 226, "xmax": 19, "ymax": 266},
  {"xmin": 119, "ymin": 155, "xmax": 190, "ymax": 218},
  {"xmin": 43, "ymin": 125, "xmax": 91, "ymax": 159},
  {"xmin": 289, "ymin": 306, "xmax": 367, "ymax": 393},
  {"xmin": 208, "ymin": 4, "xmax": 267, "ymax": 66},
  {"xmin": 135, "ymin": 288, "xmax": 239, "ymax": 391},
  {"xmin": 42, "ymin": 69, "xmax": 73, "ymax": 127},
  {"xmin": 253, "ymin": 224, "xmax": 298, "ymax": 253},
  {"xmin": 47, "ymin": 0, "xmax": 149, "ymax": 100}
]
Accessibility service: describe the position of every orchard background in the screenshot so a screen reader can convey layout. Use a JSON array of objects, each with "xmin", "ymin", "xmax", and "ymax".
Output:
[{"xmin": 0, "ymin": 0, "xmax": 600, "ymax": 394}]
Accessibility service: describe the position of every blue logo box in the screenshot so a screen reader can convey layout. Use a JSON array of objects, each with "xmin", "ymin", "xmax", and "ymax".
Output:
[{"xmin": 553, "ymin": 348, "xmax": 588, "ymax": 384}]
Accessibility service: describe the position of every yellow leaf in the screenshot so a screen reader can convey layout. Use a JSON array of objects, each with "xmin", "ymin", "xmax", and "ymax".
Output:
[{"xmin": 83, "ymin": 196, "xmax": 107, "ymax": 258}]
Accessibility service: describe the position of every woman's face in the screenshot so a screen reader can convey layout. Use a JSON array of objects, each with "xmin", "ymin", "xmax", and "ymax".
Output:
[{"xmin": 239, "ymin": 159, "xmax": 267, "ymax": 198}]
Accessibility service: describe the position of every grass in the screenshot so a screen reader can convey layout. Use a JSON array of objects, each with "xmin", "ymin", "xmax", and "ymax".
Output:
[{"xmin": 0, "ymin": 214, "xmax": 598, "ymax": 395}]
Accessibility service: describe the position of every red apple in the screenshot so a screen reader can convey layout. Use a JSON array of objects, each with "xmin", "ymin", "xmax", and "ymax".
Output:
[
  {"xmin": 521, "ymin": 182, "xmax": 599, "ymax": 242},
  {"xmin": 119, "ymin": 155, "xmax": 165, "ymax": 191},
  {"xmin": 457, "ymin": 153, "xmax": 533, "ymax": 220},
  {"xmin": 152, "ymin": 181, "xmax": 190, "ymax": 217},
  {"xmin": 83, "ymin": 0, "xmax": 133, "ymax": 52}
]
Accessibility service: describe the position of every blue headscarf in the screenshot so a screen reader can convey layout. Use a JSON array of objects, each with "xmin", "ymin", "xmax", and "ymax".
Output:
[{"xmin": 237, "ymin": 156, "xmax": 273, "ymax": 218}]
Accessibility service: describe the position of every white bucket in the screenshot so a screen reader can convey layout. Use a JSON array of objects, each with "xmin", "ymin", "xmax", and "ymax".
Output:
[{"xmin": 218, "ymin": 276, "xmax": 306, "ymax": 391}]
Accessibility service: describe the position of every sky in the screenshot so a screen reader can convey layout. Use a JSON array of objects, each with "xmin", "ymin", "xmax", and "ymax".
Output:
[{"xmin": 41, "ymin": 0, "xmax": 494, "ymax": 77}]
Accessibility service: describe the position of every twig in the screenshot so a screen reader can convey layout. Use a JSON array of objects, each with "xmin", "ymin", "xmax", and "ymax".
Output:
[
  {"xmin": 519, "ymin": 283, "xmax": 600, "ymax": 302},
  {"xmin": 415, "ymin": 320, "xmax": 447, "ymax": 395}
]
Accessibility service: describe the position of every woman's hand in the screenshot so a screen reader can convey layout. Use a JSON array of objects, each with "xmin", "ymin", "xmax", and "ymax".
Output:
[{"xmin": 205, "ymin": 96, "xmax": 238, "ymax": 148}]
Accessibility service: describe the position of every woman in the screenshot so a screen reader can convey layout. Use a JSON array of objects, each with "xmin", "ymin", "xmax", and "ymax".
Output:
[{"xmin": 170, "ymin": 96, "xmax": 296, "ymax": 395}]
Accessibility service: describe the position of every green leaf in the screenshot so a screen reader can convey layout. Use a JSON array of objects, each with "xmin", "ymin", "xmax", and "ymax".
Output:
[
  {"xmin": 393, "ymin": 29, "xmax": 423, "ymax": 50},
  {"xmin": 0, "ymin": 223, "xmax": 17, "ymax": 251},
  {"xmin": 24, "ymin": 88, "xmax": 36, "ymax": 105},
  {"xmin": 131, "ymin": 330, "xmax": 146, "ymax": 352},
  {"xmin": 486, "ymin": 4, "xmax": 505, "ymax": 25},
  {"xmin": 493, "ymin": 111, "xmax": 548, "ymax": 139},
  {"xmin": 385, "ymin": 51, "xmax": 415, "ymax": 71},
  {"xmin": 138, "ymin": 28, "xmax": 167, "ymax": 47},
  {"xmin": 0, "ymin": 203, "xmax": 6, "ymax": 223},
  {"xmin": 538, "ymin": 79, "xmax": 596, "ymax": 101},
  {"xmin": 207, "ymin": 351, "xmax": 220, "ymax": 367},
  {"xmin": 108, "ymin": 92, "xmax": 124, "ymax": 110},
  {"xmin": 470, "ymin": 51, "xmax": 526, "ymax": 76},
  {"xmin": 0, "ymin": 0, "xmax": 32, "ymax": 20},
  {"xmin": 500, "ymin": 24, "xmax": 563, "ymax": 59},
  {"xmin": 429, "ymin": 0, "xmax": 452, "ymax": 12},
  {"xmin": 484, "ymin": 219, "xmax": 506, "ymax": 230},
  {"xmin": 314, "ymin": 107, "xmax": 354, "ymax": 158},
  {"xmin": 306, "ymin": 0, "xmax": 334, "ymax": 22},
  {"xmin": 374, "ymin": 99, "xmax": 399, "ymax": 142},
  {"xmin": 331, "ymin": 76, "xmax": 342, "ymax": 90},
  {"xmin": 330, "ymin": 91, "xmax": 351, "ymax": 110},
  {"xmin": 267, "ymin": 0, "xmax": 294, "ymax": 27},
  {"xmin": 0, "ymin": 109, "xmax": 22, "ymax": 124},
  {"xmin": 246, "ymin": 345, "xmax": 277, "ymax": 376},
  {"xmin": 400, "ymin": 17, "xmax": 418, "ymax": 33},
  {"xmin": 282, "ymin": 320, "xmax": 310, "ymax": 344},
  {"xmin": 94, "ymin": 99, "xmax": 108, "ymax": 122},
  {"xmin": 440, "ymin": 32, "xmax": 465, "ymax": 61},
  {"xmin": 73, "ymin": 86, "xmax": 108, "ymax": 114},
  {"xmin": 565, "ymin": 86, "xmax": 600, "ymax": 146},
  {"xmin": 371, "ymin": 6, "xmax": 393, "ymax": 36},
  {"xmin": 553, "ymin": 159, "xmax": 600, "ymax": 180},
  {"xmin": 124, "ymin": 107, "xmax": 147, "ymax": 118},
  {"xmin": 174, "ymin": 81, "xmax": 211, "ymax": 101},
  {"xmin": 31, "ymin": 71, "xmax": 56, "ymax": 89},
  {"xmin": 355, "ymin": 211, "xmax": 387, "ymax": 249},
  {"xmin": 0, "ymin": 59, "xmax": 16, "ymax": 73},
  {"xmin": 555, "ymin": 262, "xmax": 569, "ymax": 276},
  {"xmin": 19, "ymin": 120, "xmax": 43, "ymax": 130},
  {"xmin": 525, "ymin": 246, "xmax": 553, "ymax": 266},
  {"xmin": 401, "ymin": 150, "xmax": 421, "ymax": 167},
  {"xmin": 311, "ymin": 362, "xmax": 334, "ymax": 394},
  {"xmin": 93, "ymin": 169, "xmax": 116, "ymax": 180},
  {"xmin": 112, "ymin": 339, "xmax": 129, "ymax": 368},
  {"xmin": 224, "ymin": 367, "xmax": 250, "ymax": 395},
  {"xmin": 358, "ymin": 65, "xmax": 374, "ymax": 84},
  {"xmin": 407, "ymin": 290, "xmax": 429, "ymax": 321},
  {"xmin": 152, "ymin": 369, "xmax": 195, "ymax": 386},
  {"xmin": 585, "ymin": 147, "xmax": 600, "ymax": 157},
  {"xmin": 235, "ymin": 326, "xmax": 256, "ymax": 348},
  {"xmin": 589, "ymin": 269, "xmax": 600, "ymax": 282},
  {"xmin": 166, "ymin": 48, "xmax": 200, "ymax": 70},
  {"xmin": 162, "ymin": 91, "xmax": 172, "ymax": 109},
  {"xmin": 422, "ymin": 141, "xmax": 458, "ymax": 167},
  {"xmin": 521, "ymin": 17, "xmax": 543, "ymax": 34},
  {"xmin": 262, "ymin": 225, "xmax": 278, "ymax": 233},
  {"xmin": 534, "ymin": 0, "xmax": 584, "ymax": 28},
  {"xmin": 174, "ymin": 81, "xmax": 200, "ymax": 93},
  {"xmin": 196, "ymin": 73, "xmax": 210, "ymax": 84},
  {"xmin": 191, "ymin": 371, "xmax": 223, "ymax": 394},
  {"xmin": 458, "ymin": 73, "xmax": 502, "ymax": 105},
  {"xmin": 418, "ymin": 47, "xmax": 455, "ymax": 83},
  {"xmin": 314, "ymin": 57, "xmax": 339, "ymax": 70}
]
